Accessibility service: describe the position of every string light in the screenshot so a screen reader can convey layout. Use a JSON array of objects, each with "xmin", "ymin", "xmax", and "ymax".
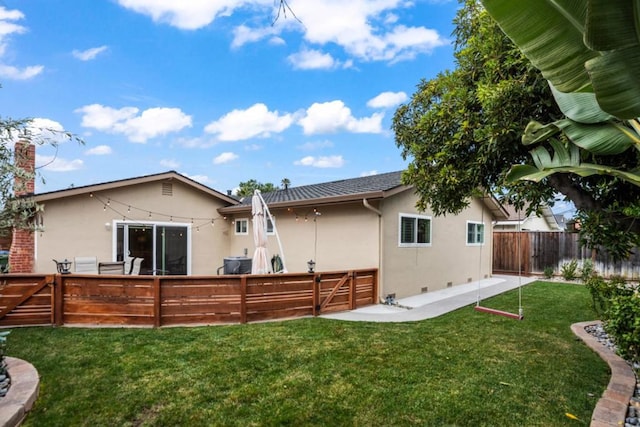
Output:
[{"xmin": 89, "ymin": 192, "xmax": 239, "ymax": 229}]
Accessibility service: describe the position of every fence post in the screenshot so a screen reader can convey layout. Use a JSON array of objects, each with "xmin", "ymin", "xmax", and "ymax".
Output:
[
  {"xmin": 153, "ymin": 277, "xmax": 161, "ymax": 328},
  {"xmin": 54, "ymin": 274, "xmax": 63, "ymax": 326},
  {"xmin": 312, "ymin": 274, "xmax": 320, "ymax": 316},
  {"xmin": 240, "ymin": 275, "xmax": 247, "ymax": 324},
  {"xmin": 349, "ymin": 271, "xmax": 356, "ymax": 310}
]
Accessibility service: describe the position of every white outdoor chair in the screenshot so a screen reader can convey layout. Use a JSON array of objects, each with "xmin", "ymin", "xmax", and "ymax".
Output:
[{"xmin": 74, "ymin": 256, "xmax": 98, "ymax": 274}]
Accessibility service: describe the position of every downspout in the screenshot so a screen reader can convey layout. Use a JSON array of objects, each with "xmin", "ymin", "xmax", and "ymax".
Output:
[{"xmin": 363, "ymin": 199, "xmax": 383, "ymax": 303}]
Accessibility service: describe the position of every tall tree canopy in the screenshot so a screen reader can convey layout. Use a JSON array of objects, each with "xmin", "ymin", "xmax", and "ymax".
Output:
[
  {"xmin": 393, "ymin": 0, "xmax": 640, "ymax": 260},
  {"xmin": 235, "ymin": 180, "xmax": 278, "ymax": 198}
]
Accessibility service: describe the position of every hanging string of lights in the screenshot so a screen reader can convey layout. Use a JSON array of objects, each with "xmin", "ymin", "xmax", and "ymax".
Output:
[{"xmin": 89, "ymin": 192, "xmax": 227, "ymax": 232}]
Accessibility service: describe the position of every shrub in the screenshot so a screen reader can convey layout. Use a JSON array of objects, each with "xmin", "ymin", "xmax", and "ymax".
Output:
[
  {"xmin": 561, "ymin": 259, "xmax": 578, "ymax": 281},
  {"xmin": 543, "ymin": 266, "xmax": 554, "ymax": 279},
  {"xmin": 604, "ymin": 291, "xmax": 640, "ymax": 364},
  {"xmin": 580, "ymin": 259, "xmax": 595, "ymax": 282}
]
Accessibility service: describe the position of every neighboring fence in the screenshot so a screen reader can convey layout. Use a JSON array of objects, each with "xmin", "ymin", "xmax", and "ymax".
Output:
[
  {"xmin": 493, "ymin": 231, "xmax": 640, "ymax": 278},
  {"xmin": 0, "ymin": 269, "xmax": 378, "ymax": 327}
]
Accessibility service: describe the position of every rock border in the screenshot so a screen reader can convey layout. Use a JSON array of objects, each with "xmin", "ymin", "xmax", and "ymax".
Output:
[
  {"xmin": 0, "ymin": 357, "xmax": 39, "ymax": 427},
  {"xmin": 571, "ymin": 321, "xmax": 636, "ymax": 427}
]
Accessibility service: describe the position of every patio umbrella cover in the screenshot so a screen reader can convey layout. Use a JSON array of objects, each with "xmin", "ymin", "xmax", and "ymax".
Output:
[{"xmin": 251, "ymin": 191, "xmax": 270, "ymax": 274}]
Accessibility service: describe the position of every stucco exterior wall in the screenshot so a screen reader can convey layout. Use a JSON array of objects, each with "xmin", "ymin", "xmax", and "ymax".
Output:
[
  {"xmin": 34, "ymin": 180, "xmax": 231, "ymax": 275},
  {"xmin": 379, "ymin": 190, "xmax": 494, "ymax": 299},
  {"xmin": 226, "ymin": 203, "xmax": 380, "ymax": 274}
]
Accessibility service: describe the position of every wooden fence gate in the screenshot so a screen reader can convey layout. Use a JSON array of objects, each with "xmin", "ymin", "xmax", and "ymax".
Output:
[
  {"xmin": 493, "ymin": 232, "xmax": 531, "ymax": 275},
  {"xmin": 0, "ymin": 275, "xmax": 55, "ymax": 327}
]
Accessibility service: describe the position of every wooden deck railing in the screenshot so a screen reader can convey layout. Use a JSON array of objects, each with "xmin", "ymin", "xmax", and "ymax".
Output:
[{"xmin": 0, "ymin": 269, "xmax": 378, "ymax": 327}]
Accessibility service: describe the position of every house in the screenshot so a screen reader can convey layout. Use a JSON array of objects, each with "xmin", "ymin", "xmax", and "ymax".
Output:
[
  {"xmin": 11, "ymin": 143, "xmax": 508, "ymax": 299},
  {"xmin": 493, "ymin": 203, "xmax": 562, "ymax": 232}
]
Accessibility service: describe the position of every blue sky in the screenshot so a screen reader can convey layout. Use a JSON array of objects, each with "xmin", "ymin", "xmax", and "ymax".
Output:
[{"xmin": 0, "ymin": 0, "xmax": 460, "ymax": 195}]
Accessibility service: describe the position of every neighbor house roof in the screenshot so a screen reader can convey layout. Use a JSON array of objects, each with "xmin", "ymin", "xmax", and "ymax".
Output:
[
  {"xmin": 495, "ymin": 202, "xmax": 561, "ymax": 231},
  {"xmin": 33, "ymin": 170, "xmax": 239, "ymax": 205}
]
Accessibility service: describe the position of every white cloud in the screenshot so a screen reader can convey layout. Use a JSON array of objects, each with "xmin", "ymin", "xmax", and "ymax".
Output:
[
  {"xmin": 367, "ymin": 91, "xmax": 407, "ymax": 109},
  {"xmin": 213, "ymin": 152, "xmax": 239, "ymax": 164},
  {"xmin": 298, "ymin": 100, "xmax": 383, "ymax": 135},
  {"xmin": 85, "ymin": 145, "xmax": 112, "ymax": 155},
  {"xmin": 297, "ymin": 140, "xmax": 334, "ymax": 151},
  {"xmin": 116, "ymin": 0, "xmax": 272, "ymax": 30},
  {"xmin": 232, "ymin": 24, "xmax": 279, "ymax": 49},
  {"xmin": 160, "ymin": 158, "xmax": 180, "ymax": 169},
  {"xmin": 294, "ymin": 155, "xmax": 344, "ymax": 168},
  {"xmin": 287, "ymin": 48, "xmax": 341, "ymax": 70},
  {"xmin": 184, "ymin": 174, "xmax": 212, "ymax": 185},
  {"xmin": 116, "ymin": 1, "xmax": 448, "ymax": 65},
  {"xmin": 0, "ymin": 7, "xmax": 44, "ymax": 80},
  {"xmin": 75, "ymin": 104, "xmax": 192, "ymax": 143},
  {"xmin": 36, "ymin": 154, "xmax": 83, "ymax": 172},
  {"xmin": 26, "ymin": 118, "xmax": 69, "ymax": 144},
  {"xmin": 72, "ymin": 45, "xmax": 108, "ymax": 61},
  {"xmin": 204, "ymin": 103, "xmax": 293, "ymax": 141},
  {"xmin": 360, "ymin": 170, "xmax": 378, "ymax": 177},
  {"xmin": 0, "ymin": 64, "xmax": 43, "ymax": 80}
]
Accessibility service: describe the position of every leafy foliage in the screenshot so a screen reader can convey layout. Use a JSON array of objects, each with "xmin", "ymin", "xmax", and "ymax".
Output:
[
  {"xmin": 477, "ymin": 0, "xmax": 640, "ymax": 260},
  {"xmin": 585, "ymin": 275, "xmax": 639, "ymax": 364},
  {"xmin": 560, "ymin": 259, "xmax": 578, "ymax": 281},
  {"xmin": 235, "ymin": 179, "xmax": 278, "ymax": 198},
  {"xmin": 392, "ymin": 0, "xmax": 561, "ymax": 216},
  {"xmin": 0, "ymin": 116, "xmax": 82, "ymax": 237}
]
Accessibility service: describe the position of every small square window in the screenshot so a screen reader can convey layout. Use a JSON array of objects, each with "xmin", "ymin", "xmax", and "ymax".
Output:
[
  {"xmin": 467, "ymin": 221, "xmax": 484, "ymax": 245},
  {"xmin": 235, "ymin": 218, "xmax": 248, "ymax": 235},
  {"xmin": 266, "ymin": 217, "xmax": 275, "ymax": 235}
]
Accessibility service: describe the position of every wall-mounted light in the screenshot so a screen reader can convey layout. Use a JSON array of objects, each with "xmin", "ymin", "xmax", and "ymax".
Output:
[
  {"xmin": 307, "ymin": 259, "xmax": 316, "ymax": 273},
  {"xmin": 105, "ymin": 222, "xmax": 112, "ymax": 231}
]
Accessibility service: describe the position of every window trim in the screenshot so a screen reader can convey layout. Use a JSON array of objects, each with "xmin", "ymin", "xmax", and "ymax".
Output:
[
  {"xmin": 398, "ymin": 213, "xmax": 432, "ymax": 247},
  {"xmin": 235, "ymin": 218, "xmax": 249, "ymax": 235},
  {"xmin": 466, "ymin": 220, "xmax": 485, "ymax": 246}
]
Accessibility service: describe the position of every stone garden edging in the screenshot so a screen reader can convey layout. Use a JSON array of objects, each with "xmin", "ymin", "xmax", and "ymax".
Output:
[
  {"xmin": 0, "ymin": 357, "xmax": 39, "ymax": 427},
  {"xmin": 571, "ymin": 321, "xmax": 637, "ymax": 427}
]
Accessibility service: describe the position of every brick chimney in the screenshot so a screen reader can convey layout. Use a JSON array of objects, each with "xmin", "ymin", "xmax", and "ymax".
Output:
[{"xmin": 9, "ymin": 141, "xmax": 36, "ymax": 273}]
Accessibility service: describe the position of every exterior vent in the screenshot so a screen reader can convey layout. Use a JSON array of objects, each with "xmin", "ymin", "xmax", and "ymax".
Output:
[
  {"xmin": 447, "ymin": 282, "xmax": 453, "ymax": 288},
  {"xmin": 162, "ymin": 182, "xmax": 173, "ymax": 196},
  {"xmin": 467, "ymin": 277, "xmax": 472, "ymax": 283},
  {"xmin": 421, "ymin": 286, "xmax": 429, "ymax": 293}
]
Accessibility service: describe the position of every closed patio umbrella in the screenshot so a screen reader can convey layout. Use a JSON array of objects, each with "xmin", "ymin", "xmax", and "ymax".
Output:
[{"xmin": 251, "ymin": 190, "xmax": 270, "ymax": 274}]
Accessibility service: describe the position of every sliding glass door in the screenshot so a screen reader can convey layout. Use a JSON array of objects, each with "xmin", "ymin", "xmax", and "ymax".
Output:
[{"xmin": 115, "ymin": 221, "xmax": 189, "ymax": 275}]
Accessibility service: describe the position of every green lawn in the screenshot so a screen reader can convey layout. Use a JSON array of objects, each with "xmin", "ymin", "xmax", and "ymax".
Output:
[{"xmin": 8, "ymin": 281, "xmax": 608, "ymax": 426}]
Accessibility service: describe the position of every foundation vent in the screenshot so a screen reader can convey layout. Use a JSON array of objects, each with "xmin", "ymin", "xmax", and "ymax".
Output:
[
  {"xmin": 447, "ymin": 282, "xmax": 453, "ymax": 288},
  {"xmin": 162, "ymin": 182, "xmax": 173, "ymax": 196},
  {"xmin": 467, "ymin": 277, "xmax": 472, "ymax": 283},
  {"xmin": 421, "ymin": 286, "xmax": 429, "ymax": 293}
]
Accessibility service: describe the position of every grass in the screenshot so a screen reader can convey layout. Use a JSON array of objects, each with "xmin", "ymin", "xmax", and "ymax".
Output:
[{"xmin": 7, "ymin": 281, "xmax": 608, "ymax": 426}]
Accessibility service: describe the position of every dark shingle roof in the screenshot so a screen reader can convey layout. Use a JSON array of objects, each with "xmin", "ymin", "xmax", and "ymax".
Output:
[{"xmin": 236, "ymin": 171, "xmax": 405, "ymax": 207}]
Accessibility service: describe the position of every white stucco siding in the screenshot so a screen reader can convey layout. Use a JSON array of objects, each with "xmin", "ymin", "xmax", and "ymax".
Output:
[
  {"xmin": 380, "ymin": 191, "xmax": 493, "ymax": 299},
  {"xmin": 34, "ymin": 180, "xmax": 230, "ymax": 275}
]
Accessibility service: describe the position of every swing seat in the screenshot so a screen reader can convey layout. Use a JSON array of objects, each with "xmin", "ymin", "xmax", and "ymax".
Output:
[{"xmin": 474, "ymin": 305, "xmax": 523, "ymax": 320}]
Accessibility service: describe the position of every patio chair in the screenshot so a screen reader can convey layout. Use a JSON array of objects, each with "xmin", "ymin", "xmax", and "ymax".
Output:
[
  {"xmin": 129, "ymin": 258, "xmax": 143, "ymax": 275},
  {"xmin": 74, "ymin": 256, "xmax": 98, "ymax": 274}
]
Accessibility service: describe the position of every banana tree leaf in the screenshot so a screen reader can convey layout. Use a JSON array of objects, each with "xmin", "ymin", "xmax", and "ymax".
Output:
[
  {"xmin": 555, "ymin": 120, "xmax": 636, "ymax": 155},
  {"xmin": 586, "ymin": 47, "xmax": 640, "ymax": 119},
  {"xmin": 480, "ymin": 0, "xmax": 596, "ymax": 93},
  {"xmin": 584, "ymin": 0, "xmax": 638, "ymax": 50},
  {"xmin": 507, "ymin": 163, "xmax": 640, "ymax": 186},
  {"xmin": 522, "ymin": 121, "xmax": 561, "ymax": 146},
  {"xmin": 549, "ymin": 83, "xmax": 614, "ymax": 124}
]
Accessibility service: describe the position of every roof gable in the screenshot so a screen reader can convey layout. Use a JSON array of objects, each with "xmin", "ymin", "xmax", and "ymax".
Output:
[{"xmin": 34, "ymin": 170, "xmax": 238, "ymax": 205}]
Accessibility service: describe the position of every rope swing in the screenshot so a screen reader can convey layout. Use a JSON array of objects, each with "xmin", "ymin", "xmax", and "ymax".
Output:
[{"xmin": 474, "ymin": 198, "xmax": 524, "ymax": 320}]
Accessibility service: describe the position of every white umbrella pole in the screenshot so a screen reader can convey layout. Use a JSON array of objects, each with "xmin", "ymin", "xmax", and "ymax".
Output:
[{"xmin": 256, "ymin": 190, "xmax": 287, "ymax": 273}]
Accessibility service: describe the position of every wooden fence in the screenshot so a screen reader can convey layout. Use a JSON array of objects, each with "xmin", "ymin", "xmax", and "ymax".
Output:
[
  {"xmin": 0, "ymin": 269, "xmax": 378, "ymax": 327},
  {"xmin": 493, "ymin": 231, "xmax": 640, "ymax": 278}
]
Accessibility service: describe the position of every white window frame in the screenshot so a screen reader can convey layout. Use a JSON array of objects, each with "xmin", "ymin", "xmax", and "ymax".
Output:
[
  {"xmin": 235, "ymin": 218, "xmax": 249, "ymax": 235},
  {"xmin": 398, "ymin": 213, "xmax": 432, "ymax": 247},
  {"xmin": 466, "ymin": 221, "xmax": 485, "ymax": 246},
  {"xmin": 266, "ymin": 217, "xmax": 275, "ymax": 235}
]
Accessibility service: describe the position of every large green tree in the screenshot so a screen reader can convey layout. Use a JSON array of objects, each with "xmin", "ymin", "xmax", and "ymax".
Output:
[
  {"xmin": 393, "ymin": 0, "xmax": 640, "ymax": 260},
  {"xmin": 393, "ymin": 0, "xmax": 561, "ymax": 215},
  {"xmin": 235, "ymin": 179, "xmax": 278, "ymax": 198}
]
